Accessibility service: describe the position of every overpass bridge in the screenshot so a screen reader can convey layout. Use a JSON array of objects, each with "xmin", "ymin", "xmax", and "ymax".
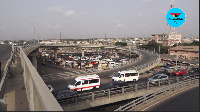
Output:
[{"xmin": 1, "ymin": 43, "xmax": 163, "ymax": 111}]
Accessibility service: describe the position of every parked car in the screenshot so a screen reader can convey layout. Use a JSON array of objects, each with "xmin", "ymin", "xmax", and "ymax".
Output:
[
  {"xmin": 147, "ymin": 74, "xmax": 169, "ymax": 85},
  {"xmin": 182, "ymin": 67, "xmax": 199, "ymax": 79},
  {"xmin": 172, "ymin": 68, "xmax": 188, "ymax": 76},
  {"xmin": 103, "ymin": 81, "xmax": 128, "ymax": 91},
  {"xmin": 53, "ymin": 90, "xmax": 78, "ymax": 103}
]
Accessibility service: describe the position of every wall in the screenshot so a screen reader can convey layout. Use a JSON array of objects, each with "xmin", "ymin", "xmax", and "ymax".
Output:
[{"xmin": 19, "ymin": 47, "xmax": 63, "ymax": 111}]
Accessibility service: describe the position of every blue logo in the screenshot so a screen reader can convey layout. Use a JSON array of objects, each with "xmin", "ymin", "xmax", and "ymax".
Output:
[{"xmin": 166, "ymin": 8, "xmax": 186, "ymax": 27}]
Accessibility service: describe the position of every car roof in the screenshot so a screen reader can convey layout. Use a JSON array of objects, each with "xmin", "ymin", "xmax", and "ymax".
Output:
[{"xmin": 154, "ymin": 74, "xmax": 167, "ymax": 76}]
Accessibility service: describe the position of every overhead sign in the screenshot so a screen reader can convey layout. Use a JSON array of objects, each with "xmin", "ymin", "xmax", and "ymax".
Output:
[{"xmin": 166, "ymin": 8, "xmax": 186, "ymax": 27}]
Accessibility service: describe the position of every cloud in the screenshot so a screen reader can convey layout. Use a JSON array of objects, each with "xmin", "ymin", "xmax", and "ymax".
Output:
[
  {"xmin": 46, "ymin": 24, "xmax": 61, "ymax": 29},
  {"xmin": 64, "ymin": 10, "xmax": 75, "ymax": 17},
  {"xmin": 135, "ymin": 24, "xmax": 148, "ymax": 28},
  {"xmin": 48, "ymin": 6, "xmax": 64, "ymax": 13},
  {"xmin": 142, "ymin": 0, "xmax": 153, "ymax": 3},
  {"xmin": 137, "ymin": 13, "xmax": 143, "ymax": 17},
  {"xmin": 116, "ymin": 24, "xmax": 124, "ymax": 28},
  {"xmin": 48, "ymin": 6, "xmax": 76, "ymax": 17}
]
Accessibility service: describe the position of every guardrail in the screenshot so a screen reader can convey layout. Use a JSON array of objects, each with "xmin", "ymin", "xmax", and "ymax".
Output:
[
  {"xmin": 18, "ymin": 46, "xmax": 63, "ymax": 111},
  {"xmin": 114, "ymin": 74, "xmax": 199, "ymax": 111},
  {"xmin": 57, "ymin": 74, "xmax": 198, "ymax": 105}
]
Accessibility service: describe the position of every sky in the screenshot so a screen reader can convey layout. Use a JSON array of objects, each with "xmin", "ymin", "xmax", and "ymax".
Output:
[{"xmin": 0, "ymin": 0, "xmax": 199, "ymax": 40}]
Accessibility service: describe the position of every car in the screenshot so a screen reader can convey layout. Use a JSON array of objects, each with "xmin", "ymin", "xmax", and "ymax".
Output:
[
  {"xmin": 147, "ymin": 74, "xmax": 169, "ymax": 85},
  {"xmin": 188, "ymin": 67, "xmax": 199, "ymax": 73},
  {"xmin": 47, "ymin": 85, "xmax": 54, "ymax": 94},
  {"xmin": 153, "ymin": 69, "xmax": 170, "ymax": 76},
  {"xmin": 172, "ymin": 68, "xmax": 188, "ymax": 76},
  {"xmin": 182, "ymin": 67, "xmax": 199, "ymax": 79},
  {"xmin": 42, "ymin": 61, "xmax": 46, "ymax": 65},
  {"xmin": 103, "ymin": 81, "xmax": 128, "ymax": 90},
  {"xmin": 53, "ymin": 90, "xmax": 78, "ymax": 103}
]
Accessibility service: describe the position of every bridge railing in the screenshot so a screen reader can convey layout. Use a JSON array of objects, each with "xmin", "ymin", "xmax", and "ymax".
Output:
[
  {"xmin": 57, "ymin": 74, "xmax": 197, "ymax": 105},
  {"xmin": 114, "ymin": 75, "xmax": 199, "ymax": 111},
  {"xmin": 18, "ymin": 46, "xmax": 63, "ymax": 111}
]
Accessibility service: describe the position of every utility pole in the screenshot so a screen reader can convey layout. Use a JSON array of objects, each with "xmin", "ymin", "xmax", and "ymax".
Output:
[{"xmin": 60, "ymin": 32, "xmax": 61, "ymax": 42}]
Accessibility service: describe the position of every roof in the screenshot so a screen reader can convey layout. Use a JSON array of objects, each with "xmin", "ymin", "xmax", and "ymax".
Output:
[
  {"xmin": 170, "ymin": 46, "xmax": 199, "ymax": 52},
  {"xmin": 154, "ymin": 74, "xmax": 168, "ymax": 76},
  {"xmin": 75, "ymin": 74, "xmax": 99, "ymax": 80},
  {"xmin": 119, "ymin": 70, "xmax": 138, "ymax": 73}
]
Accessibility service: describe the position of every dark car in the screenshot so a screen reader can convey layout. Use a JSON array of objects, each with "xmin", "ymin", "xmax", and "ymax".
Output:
[
  {"xmin": 182, "ymin": 67, "xmax": 199, "ymax": 79},
  {"xmin": 54, "ymin": 90, "xmax": 78, "ymax": 103},
  {"xmin": 153, "ymin": 69, "xmax": 170, "ymax": 76},
  {"xmin": 189, "ymin": 67, "xmax": 199, "ymax": 73},
  {"xmin": 103, "ymin": 81, "xmax": 128, "ymax": 90}
]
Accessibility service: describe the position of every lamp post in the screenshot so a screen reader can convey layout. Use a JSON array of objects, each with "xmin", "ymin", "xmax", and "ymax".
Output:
[{"xmin": 175, "ymin": 50, "xmax": 178, "ymax": 69}]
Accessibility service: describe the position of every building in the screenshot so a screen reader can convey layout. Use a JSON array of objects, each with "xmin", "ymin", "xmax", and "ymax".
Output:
[
  {"xmin": 152, "ymin": 33, "xmax": 181, "ymax": 46},
  {"xmin": 168, "ymin": 46, "xmax": 199, "ymax": 61}
]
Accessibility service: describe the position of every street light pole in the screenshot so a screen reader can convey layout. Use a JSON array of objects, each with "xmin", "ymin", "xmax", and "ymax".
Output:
[{"xmin": 175, "ymin": 51, "xmax": 177, "ymax": 69}]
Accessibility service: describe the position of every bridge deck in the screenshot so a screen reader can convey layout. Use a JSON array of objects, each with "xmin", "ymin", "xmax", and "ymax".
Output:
[{"xmin": 3, "ymin": 56, "xmax": 29, "ymax": 111}]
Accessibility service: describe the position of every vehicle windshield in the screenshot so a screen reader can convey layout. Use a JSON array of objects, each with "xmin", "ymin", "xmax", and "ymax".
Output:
[
  {"xmin": 152, "ymin": 75, "xmax": 159, "ymax": 79},
  {"xmin": 115, "ymin": 73, "xmax": 121, "ymax": 77},
  {"xmin": 176, "ymin": 69, "xmax": 181, "ymax": 72},
  {"xmin": 109, "ymin": 83, "xmax": 117, "ymax": 88},
  {"xmin": 71, "ymin": 80, "xmax": 77, "ymax": 86}
]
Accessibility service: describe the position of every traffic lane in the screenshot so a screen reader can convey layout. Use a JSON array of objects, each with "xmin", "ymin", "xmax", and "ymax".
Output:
[
  {"xmin": 37, "ymin": 58, "xmax": 76, "ymax": 75},
  {"xmin": 0, "ymin": 44, "xmax": 12, "ymax": 60},
  {"xmin": 46, "ymin": 73, "xmax": 178, "ymax": 94},
  {"xmin": 148, "ymin": 86, "xmax": 199, "ymax": 111},
  {"xmin": 0, "ymin": 44, "xmax": 12, "ymax": 76},
  {"xmin": 45, "ymin": 74, "xmax": 154, "ymax": 93}
]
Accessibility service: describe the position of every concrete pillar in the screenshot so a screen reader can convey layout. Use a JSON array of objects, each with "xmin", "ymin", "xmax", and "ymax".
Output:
[
  {"xmin": 54, "ymin": 49, "xmax": 57, "ymax": 59},
  {"xmin": 32, "ymin": 56, "xmax": 37, "ymax": 69},
  {"xmin": 29, "ymin": 49, "xmax": 38, "ymax": 70},
  {"xmin": 82, "ymin": 48, "xmax": 85, "ymax": 56}
]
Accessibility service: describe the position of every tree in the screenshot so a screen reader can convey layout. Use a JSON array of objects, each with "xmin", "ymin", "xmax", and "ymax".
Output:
[{"xmin": 115, "ymin": 41, "xmax": 127, "ymax": 46}]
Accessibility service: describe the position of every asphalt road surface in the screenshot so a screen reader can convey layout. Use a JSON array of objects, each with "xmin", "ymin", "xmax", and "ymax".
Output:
[
  {"xmin": 0, "ymin": 44, "xmax": 12, "ymax": 78},
  {"xmin": 148, "ymin": 86, "xmax": 199, "ymax": 111}
]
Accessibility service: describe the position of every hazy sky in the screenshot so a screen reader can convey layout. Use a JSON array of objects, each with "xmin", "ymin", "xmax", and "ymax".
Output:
[{"xmin": 0, "ymin": 0, "xmax": 199, "ymax": 40}]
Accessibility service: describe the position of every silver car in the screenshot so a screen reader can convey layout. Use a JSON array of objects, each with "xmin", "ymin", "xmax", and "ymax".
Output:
[{"xmin": 147, "ymin": 74, "xmax": 169, "ymax": 84}]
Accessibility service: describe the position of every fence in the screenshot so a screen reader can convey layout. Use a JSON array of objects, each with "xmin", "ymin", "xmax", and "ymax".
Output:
[
  {"xmin": 114, "ymin": 74, "xmax": 199, "ymax": 111},
  {"xmin": 57, "ymin": 74, "xmax": 198, "ymax": 105}
]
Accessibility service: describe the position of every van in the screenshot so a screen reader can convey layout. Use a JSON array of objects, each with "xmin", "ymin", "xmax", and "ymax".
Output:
[
  {"xmin": 68, "ymin": 74, "xmax": 100, "ymax": 91},
  {"xmin": 111, "ymin": 70, "xmax": 139, "ymax": 82}
]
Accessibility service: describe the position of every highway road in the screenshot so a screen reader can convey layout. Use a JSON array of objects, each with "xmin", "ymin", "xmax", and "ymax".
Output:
[
  {"xmin": 0, "ymin": 44, "xmax": 12, "ymax": 78},
  {"xmin": 147, "ymin": 86, "xmax": 199, "ymax": 111},
  {"xmin": 37, "ymin": 48, "xmax": 158, "ymax": 93}
]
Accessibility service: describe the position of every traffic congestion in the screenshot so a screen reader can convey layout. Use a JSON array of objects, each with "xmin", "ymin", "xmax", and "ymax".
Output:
[{"xmin": 37, "ymin": 47, "xmax": 199, "ymax": 105}]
